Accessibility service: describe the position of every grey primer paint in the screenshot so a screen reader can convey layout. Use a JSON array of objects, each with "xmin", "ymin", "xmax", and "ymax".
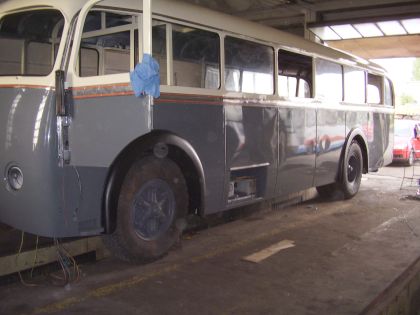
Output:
[
  {"xmin": 0, "ymin": 87, "xmax": 80, "ymax": 237},
  {"xmin": 67, "ymin": 92, "xmax": 152, "ymax": 236},
  {"xmin": 155, "ymin": 95, "xmax": 393, "ymax": 214},
  {"xmin": 0, "ymin": 87, "xmax": 393, "ymax": 237},
  {"xmin": 154, "ymin": 97, "xmax": 226, "ymax": 214}
]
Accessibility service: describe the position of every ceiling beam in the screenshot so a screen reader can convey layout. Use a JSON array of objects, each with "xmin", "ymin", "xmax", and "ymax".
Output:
[
  {"xmin": 235, "ymin": 0, "xmax": 420, "ymax": 22},
  {"xmin": 319, "ymin": 2, "xmax": 420, "ymax": 23}
]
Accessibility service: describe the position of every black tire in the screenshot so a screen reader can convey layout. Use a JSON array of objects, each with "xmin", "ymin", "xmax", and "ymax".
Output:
[
  {"xmin": 104, "ymin": 156, "xmax": 188, "ymax": 263},
  {"xmin": 339, "ymin": 141, "xmax": 363, "ymax": 199},
  {"xmin": 316, "ymin": 140, "xmax": 363, "ymax": 200}
]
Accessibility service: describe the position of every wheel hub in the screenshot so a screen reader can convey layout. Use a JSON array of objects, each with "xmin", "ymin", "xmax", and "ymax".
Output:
[
  {"xmin": 132, "ymin": 179, "xmax": 175, "ymax": 240},
  {"xmin": 347, "ymin": 155, "xmax": 359, "ymax": 183}
]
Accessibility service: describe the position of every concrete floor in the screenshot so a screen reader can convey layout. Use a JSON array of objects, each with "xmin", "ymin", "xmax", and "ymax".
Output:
[{"xmin": 1, "ymin": 165, "xmax": 420, "ymax": 315}]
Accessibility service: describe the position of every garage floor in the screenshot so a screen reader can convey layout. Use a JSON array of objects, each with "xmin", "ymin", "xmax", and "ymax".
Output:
[{"xmin": 1, "ymin": 165, "xmax": 420, "ymax": 315}]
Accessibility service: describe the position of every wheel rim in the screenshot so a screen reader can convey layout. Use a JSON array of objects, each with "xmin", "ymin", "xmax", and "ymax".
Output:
[
  {"xmin": 347, "ymin": 154, "xmax": 360, "ymax": 183},
  {"xmin": 131, "ymin": 179, "xmax": 175, "ymax": 240}
]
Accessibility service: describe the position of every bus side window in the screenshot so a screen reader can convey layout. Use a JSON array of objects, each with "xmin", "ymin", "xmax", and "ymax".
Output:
[
  {"xmin": 79, "ymin": 48, "xmax": 99, "ymax": 77},
  {"xmin": 367, "ymin": 73, "xmax": 383, "ymax": 104},
  {"xmin": 384, "ymin": 78, "xmax": 393, "ymax": 106},
  {"xmin": 171, "ymin": 24, "xmax": 220, "ymax": 89},
  {"xmin": 315, "ymin": 59, "xmax": 343, "ymax": 101},
  {"xmin": 152, "ymin": 22, "xmax": 167, "ymax": 85},
  {"xmin": 0, "ymin": 38, "xmax": 23, "ymax": 75},
  {"xmin": 343, "ymin": 66, "xmax": 365, "ymax": 104},
  {"xmin": 0, "ymin": 10, "xmax": 63, "ymax": 76},
  {"xmin": 225, "ymin": 36, "xmax": 274, "ymax": 95},
  {"xmin": 278, "ymin": 49, "xmax": 312, "ymax": 98},
  {"xmin": 78, "ymin": 10, "xmax": 136, "ymax": 77}
]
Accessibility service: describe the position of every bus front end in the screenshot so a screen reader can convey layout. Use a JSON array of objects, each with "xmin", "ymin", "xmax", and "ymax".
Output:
[{"xmin": 0, "ymin": 7, "xmax": 79, "ymax": 237}]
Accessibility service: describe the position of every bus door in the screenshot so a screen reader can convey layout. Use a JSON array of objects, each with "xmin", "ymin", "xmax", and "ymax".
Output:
[{"xmin": 276, "ymin": 50, "xmax": 316, "ymax": 195}]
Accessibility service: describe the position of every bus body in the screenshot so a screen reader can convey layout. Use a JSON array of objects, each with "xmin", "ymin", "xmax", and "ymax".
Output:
[{"xmin": 0, "ymin": 0, "xmax": 393, "ymax": 261}]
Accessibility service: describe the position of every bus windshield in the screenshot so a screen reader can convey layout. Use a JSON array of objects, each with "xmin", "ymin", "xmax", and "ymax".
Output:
[{"xmin": 0, "ymin": 9, "xmax": 64, "ymax": 76}]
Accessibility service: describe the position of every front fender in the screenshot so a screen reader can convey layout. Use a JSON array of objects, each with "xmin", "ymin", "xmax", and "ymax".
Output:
[{"xmin": 103, "ymin": 131, "xmax": 206, "ymax": 234}]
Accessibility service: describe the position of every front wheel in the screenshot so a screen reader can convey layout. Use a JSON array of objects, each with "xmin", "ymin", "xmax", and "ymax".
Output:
[{"xmin": 104, "ymin": 156, "xmax": 188, "ymax": 263}]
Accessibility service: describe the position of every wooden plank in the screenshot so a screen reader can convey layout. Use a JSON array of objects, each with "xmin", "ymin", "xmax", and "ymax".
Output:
[
  {"xmin": 0, "ymin": 236, "xmax": 109, "ymax": 277},
  {"xmin": 243, "ymin": 239, "xmax": 295, "ymax": 263}
]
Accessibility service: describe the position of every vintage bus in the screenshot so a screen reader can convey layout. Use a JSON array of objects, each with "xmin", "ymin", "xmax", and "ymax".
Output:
[{"xmin": 0, "ymin": 0, "xmax": 393, "ymax": 262}]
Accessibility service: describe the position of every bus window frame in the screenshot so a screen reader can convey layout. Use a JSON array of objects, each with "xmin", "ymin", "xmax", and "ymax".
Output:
[
  {"xmin": 75, "ymin": 9, "xmax": 139, "ymax": 78},
  {"xmin": 166, "ymin": 20, "xmax": 222, "ymax": 90},
  {"xmin": 0, "ymin": 7, "xmax": 69, "ymax": 83},
  {"xmin": 153, "ymin": 15, "xmax": 279, "ymax": 97},
  {"xmin": 384, "ymin": 76, "xmax": 394, "ymax": 107},
  {"xmin": 277, "ymin": 48, "xmax": 314, "ymax": 99},
  {"xmin": 342, "ymin": 65, "xmax": 367, "ymax": 105},
  {"xmin": 314, "ymin": 57, "xmax": 344, "ymax": 102},
  {"xmin": 223, "ymin": 34, "xmax": 276, "ymax": 96},
  {"xmin": 367, "ymin": 72, "xmax": 384, "ymax": 105},
  {"xmin": 68, "ymin": 4, "xmax": 139, "ymax": 87}
]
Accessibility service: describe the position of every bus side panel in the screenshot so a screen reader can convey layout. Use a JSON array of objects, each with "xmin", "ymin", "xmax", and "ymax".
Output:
[
  {"xmin": 69, "ymin": 94, "xmax": 151, "ymax": 167},
  {"xmin": 276, "ymin": 106, "xmax": 316, "ymax": 195},
  {"xmin": 153, "ymin": 98, "xmax": 225, "ymax": 215},
  {"xmin": 68, "ymin": 94, "xmax": 152, "ymax": 234},
  {"xmin": 63, "ymin": 165, "xmax": 108, "ymax": 235},
  {"xmin": 345, "ymin": 110, "xmax": 370, "ymax": 174},
  {"xmin": 345, "ymin": 110, "xmax": 369, "ymax": 141},
  {"xmin": 0, "ymin": 88, "xmax": 79, "ymax": 237},
  {"xmin": 367, "ymin": 111, "xmax": 393, "ymax": 170},
  {"xmin": 225, "ymin": 105, "xmax": 278, "ymax": 200},
  {"xmin": 314, "ymin": 107, "xmax": 346, "ymax": 187}
]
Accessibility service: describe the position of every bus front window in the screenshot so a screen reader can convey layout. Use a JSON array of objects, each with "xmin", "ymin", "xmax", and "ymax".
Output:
[{"xmin": 0, "ymin": 9, "xmax": 64, "ymax": 76}]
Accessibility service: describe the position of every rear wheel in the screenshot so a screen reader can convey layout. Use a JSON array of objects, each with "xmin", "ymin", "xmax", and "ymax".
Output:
[
  {"xmin": 340, "ymin": 141, "xmax": 363, "ymax": 199},
  {"xmin": 104, "ymin": 156, "xmax": 188, "ymax": 263},
  {"xmin": 316, "ymin": 140, "xmax": 363, "ymax": 200}
]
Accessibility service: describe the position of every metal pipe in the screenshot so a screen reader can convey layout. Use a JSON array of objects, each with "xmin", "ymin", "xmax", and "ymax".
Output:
[{"xmin": 142, "ymin": 0, "xmax": 152, "ymax": 57}]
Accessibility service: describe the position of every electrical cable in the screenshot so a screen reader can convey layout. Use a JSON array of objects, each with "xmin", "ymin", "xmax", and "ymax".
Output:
[
  {"xmin": 49, "ymin": 238, "xmax": 81, "ymax": 286},
  {"xmin": 14, "ymin": 233, "xmax": 81, "ymax": 287},
  {"xmin": 16, "ymin": 231, "xmax": 38, "ymax": 287}
]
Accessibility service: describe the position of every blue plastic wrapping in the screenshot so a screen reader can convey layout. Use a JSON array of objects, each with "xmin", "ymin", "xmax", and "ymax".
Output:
[{"xmin": 130, "ymin": 53, "xmax": 160, "ymax": 98}]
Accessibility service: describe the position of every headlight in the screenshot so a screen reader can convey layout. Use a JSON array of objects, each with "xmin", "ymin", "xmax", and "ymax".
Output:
[{"xmin": 6, "ymin": 165, "xmax": 24, "ymax": 191}]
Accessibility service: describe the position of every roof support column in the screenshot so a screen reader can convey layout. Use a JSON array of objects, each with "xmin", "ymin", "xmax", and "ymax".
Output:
[{"xmin": 142, "ymin": 0, "xmax": 152, "ymax": 56}]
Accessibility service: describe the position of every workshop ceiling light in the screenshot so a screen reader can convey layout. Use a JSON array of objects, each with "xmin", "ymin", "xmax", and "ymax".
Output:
[
  {"xmin": 401, "ymin": 18, "xmax": 420, "ymax": 34},
  {"xmin": 308, "ymin": 17, "xmax": 420, "ymax": 41},
  {"xmin": 353, "ymin": 23, "xmax": 383, "ymax": 37},
  {"xmin": 310, "ymin": 26, "xmax": 340, "ymax": 41},
  {"xmin": 330, "ymin": 24, "xmax": 362, "ymax": 39},
  {"xmin": 376, "ymin": 21, "xmax": 406, "ymax": 36}
]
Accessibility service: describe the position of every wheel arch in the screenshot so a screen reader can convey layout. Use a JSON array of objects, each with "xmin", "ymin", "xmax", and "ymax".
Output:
[
  {"xmin": 340, "ymin": 128, "xmax": 369, "ymax": 180},
  {"xmin": 102, "ymin": 130, "xmax": 206, "ymax": 234}
]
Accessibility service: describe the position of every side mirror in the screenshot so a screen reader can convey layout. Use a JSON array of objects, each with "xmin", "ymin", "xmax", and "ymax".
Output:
[{"xmin": 55, "ymin": 70, "xmax": 66, "ymax": 116}]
